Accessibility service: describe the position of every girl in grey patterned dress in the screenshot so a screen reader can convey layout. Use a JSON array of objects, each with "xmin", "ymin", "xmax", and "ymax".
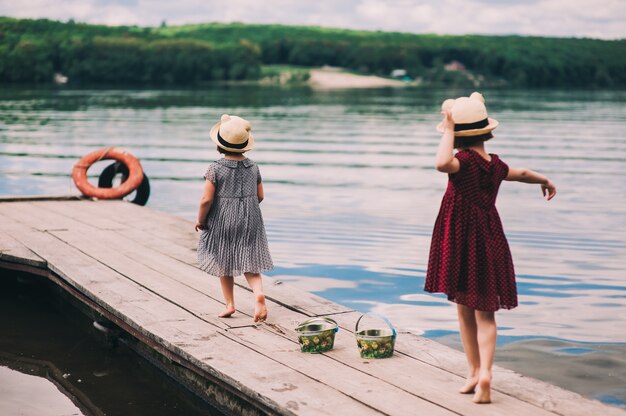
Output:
[{"xmin": 195, "ymin": 114, "xmax": 273, "ymax": 322}]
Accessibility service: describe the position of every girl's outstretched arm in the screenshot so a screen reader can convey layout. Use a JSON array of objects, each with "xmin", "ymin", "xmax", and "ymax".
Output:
[
  {"xmin": 435, "ymin": 109, "xmax": 461, "ymax": 173},
  {"xmin": 195, "ymin": 180, "xmax": 216, "ymax": 231},
  {"xmin": 505, "ymin": 167, "xmax": 557, "ymax": 200}
]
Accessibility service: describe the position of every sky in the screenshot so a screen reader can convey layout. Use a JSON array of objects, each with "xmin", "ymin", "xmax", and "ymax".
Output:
[{"xmin": 1, "ymin": 0, "xmax": 625, "ymax": 39}]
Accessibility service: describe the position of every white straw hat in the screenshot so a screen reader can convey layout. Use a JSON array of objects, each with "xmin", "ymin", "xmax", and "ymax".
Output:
[
  {"xmin": 436, "ymin": 92, "xmax": 499, "ymax": 137},
  {"xmin": 210, "ymin": 114, "xmax": 255, "ymax": 153}
]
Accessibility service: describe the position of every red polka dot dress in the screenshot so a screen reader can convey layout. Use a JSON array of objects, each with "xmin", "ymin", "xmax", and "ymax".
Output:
[{"xmin": 424, "ymin": 149, "xmax": 518, "ymax": 311}]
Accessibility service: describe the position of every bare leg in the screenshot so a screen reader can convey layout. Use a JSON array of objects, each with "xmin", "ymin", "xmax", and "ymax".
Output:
[
  {"xmin": 245, "ymin": 272, "xmax": 267, "ymax": 322},
  {"xmin": 473, "ymin": 310, "xmax": 496, "ymax": 404},
  {"xmin": 457, "ymin": 304, "xmax": 481, "ymax": 394},
  {"xmin": 218, "ymin": 276, "xmax": 236, "ymax": 318}
]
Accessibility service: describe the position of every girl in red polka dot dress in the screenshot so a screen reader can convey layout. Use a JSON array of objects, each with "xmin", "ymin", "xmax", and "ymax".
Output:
[{"xmin": 424, "ymin": 92, "xmax": 557, "ymax": 404}]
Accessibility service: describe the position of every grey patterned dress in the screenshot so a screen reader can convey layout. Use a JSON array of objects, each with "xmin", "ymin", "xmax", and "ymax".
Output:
[{"xmin": 197, "ymin": 158, "xmax": 273, "ymax": 277}]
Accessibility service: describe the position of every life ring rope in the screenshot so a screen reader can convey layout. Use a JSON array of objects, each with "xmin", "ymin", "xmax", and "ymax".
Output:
[
  {"xmin": 72, "ymin": 147, "xmax": 144, "ymax": 200},
  {"xmin": 98, "ymin": 161, "xmax": 151, "ymax": 206},
  {"xmin": 73, "ymin": 147, "xmax": 115, "ymax": 170}
]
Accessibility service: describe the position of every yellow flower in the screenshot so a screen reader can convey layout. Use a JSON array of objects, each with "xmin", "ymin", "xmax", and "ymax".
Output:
[
  {"xmin": 371, "ymin": 342, "xmax": 379, "ymax": 350},
  {"xmin": 313, "ymin": 336, "xmax": 320, "ymax": 344}
]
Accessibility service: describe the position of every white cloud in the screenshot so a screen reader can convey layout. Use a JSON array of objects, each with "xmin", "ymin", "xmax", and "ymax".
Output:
[
  {"xmin": 0, "ymin": 0, "xmax": 624, "ymax": 39},
  {"xmin": 355, "ymin": 0, "xmax": 435, "ymax": 30}
]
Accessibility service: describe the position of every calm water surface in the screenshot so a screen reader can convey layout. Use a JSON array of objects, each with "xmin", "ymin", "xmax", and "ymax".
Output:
[
  {"xmin": 0, "ymin": 271, "xmax": 222, "ymax": 415},
  {"xmin": 1, "ymin": 86, "xmax": 625, "ymax": 409}
]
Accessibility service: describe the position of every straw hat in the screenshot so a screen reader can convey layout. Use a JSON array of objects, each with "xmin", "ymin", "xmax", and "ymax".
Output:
[
  {"xmin": 210, "ymin": 114, "xmax": 255, "ymax": 153},
  {"xmin": 436, "ymin": 92, "xmax": 498, "ymax": 137}
]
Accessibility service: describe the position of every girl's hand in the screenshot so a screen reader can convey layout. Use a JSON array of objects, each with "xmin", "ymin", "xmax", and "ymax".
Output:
[
  {"xmin": 541, "ymin": 180, "xmax": 557, "ymax": 201},
  {"xmin": 195, "ymin": 222, "xmax": 205, "ymax": 232},
  {"xmin": 440, "ymin": 109, "xmax": 454, "ymax": 133}
]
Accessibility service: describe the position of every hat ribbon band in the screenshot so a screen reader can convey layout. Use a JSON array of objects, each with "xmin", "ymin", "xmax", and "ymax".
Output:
[
  {"xmin": 455, "ymin": 118, "xmax": 489, "ymax": 132},
  {"xmin": 218, "ymin": 129, "xmax": 248, "ymax": 149}
]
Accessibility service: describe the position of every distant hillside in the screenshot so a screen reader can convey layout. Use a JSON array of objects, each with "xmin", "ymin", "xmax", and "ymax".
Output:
[{"xmin": 1, "ymin": 17, "xmax": 625, "ymax": 87}]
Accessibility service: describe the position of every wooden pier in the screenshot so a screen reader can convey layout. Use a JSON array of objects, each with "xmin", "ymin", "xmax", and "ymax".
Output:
[{"xmin": 0, "ymin": 197, "xmax": 623, "ymax": 416}]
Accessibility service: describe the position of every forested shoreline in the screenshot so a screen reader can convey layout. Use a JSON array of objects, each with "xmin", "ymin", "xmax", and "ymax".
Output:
[{"xmin": 1, "ymin": 17, "xmax": 625, "ymax": 87}]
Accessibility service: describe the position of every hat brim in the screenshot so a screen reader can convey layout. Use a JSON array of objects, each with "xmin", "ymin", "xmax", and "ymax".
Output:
[
  {"xmin": 436, "ymin": 118, "xmax": 499, "ymax": 136},
  {"xmin": 209, "ymin": 121, "xmax": 255, "ymax": 153}
]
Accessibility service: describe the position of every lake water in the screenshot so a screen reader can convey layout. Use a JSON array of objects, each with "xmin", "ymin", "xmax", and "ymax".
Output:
[
  {"xmin": 0, "ymin": 270, "xmax": 222, "ymax": 416},
  {"xmin": 1, "ymin": 86, "xmax": 625, "ymax": 409}
]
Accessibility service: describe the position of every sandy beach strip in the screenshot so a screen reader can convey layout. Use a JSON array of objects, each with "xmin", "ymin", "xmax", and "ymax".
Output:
[{"xmin": 308, "ymin": 68, "xmax": 409, "ymax": 89}]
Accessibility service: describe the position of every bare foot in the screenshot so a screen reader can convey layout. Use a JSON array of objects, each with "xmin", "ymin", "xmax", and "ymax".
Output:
[
  {"xmin": 472, "ymin": 378, "xmax": 492, "ymax": 404},
  {"xmin": 459, "ymin": 375, "xmax": 478, "ymax": 394},
  {"xmin": 254, "ymin": 294, "xmax": 268, "ymax": 322},
  {"xmin": 218, "ymin": 304, "xmax": 236, "ymax": 318}
]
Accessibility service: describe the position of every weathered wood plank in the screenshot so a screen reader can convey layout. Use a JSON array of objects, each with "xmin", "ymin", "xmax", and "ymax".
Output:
[
  {"xmin": 221, "ymin": 325, "xmax": 456, "ymax": 416},
  {"xmin": 160, "ymin": 320, "xmax": 386, "ymax": 416},
  {"xmin": 48, "ymin": 228, "xmax": 241, "ymax": 330},
  {"xmin": 0, "ymin": 231, "xmax": 47, "ymax": 268},
  {"xmin": 110, "ymin": 224, "xmax": 353, "ymax": 316},
  {"xmin": 235, "ymin": 322, "xmax": 448, "ymax": 414},
  {"xmin": 218, "ymin": 303, "xmax": 557, "ymax": 416},
  {"xmin": 2, "ymin": 199, "xmax": 623, "ymax": 416},
  {"xmin": 37, "ymin": 200, "xmax": 127, "ymax": 230},
  {"xmin": 330, "ymin": 312, "xmax": 625, "ymax": 416},
  {"xmin": 36, "ymin": 220, "xmax": 561, "ymax": 415},
  {"xmin": 0, "ymin": 205, "xmax": 446, "ymax": 413},
  {"xmin": 0, "ymin": 195, "xmax": 82, "ymax": 202},
  {"xmin": 58, "ymin": 200, "xmax": 353, "ymax": 316},
  {"xmin": 38, "ymin": 225, "xmax": 457, "ymax": 413},
  {"xmin": 320, "ymin": 312, "xmax": 556, "ymax": 416},
  {"xmin": 392, "ymin": 332, "xmax": 626, "ymax": 416},
  {"xmin": 0, "ymin": 201, "xmax": 80, "ymax": 231},
  {"xmin": 2, "ymin": 224, "xmax": 380, "ymax": 415}
]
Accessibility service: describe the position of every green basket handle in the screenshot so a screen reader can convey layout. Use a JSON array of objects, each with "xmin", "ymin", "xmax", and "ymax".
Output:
[
  {"xmin": 355, "ymin": 312, "xmax": 397, "ymax": 337},
  {"xmin": 295, "ymin": 317, "xmax": 338, "ymax": 333}
]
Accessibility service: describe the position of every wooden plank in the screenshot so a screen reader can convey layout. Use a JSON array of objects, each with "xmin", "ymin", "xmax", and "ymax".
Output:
[
  {"xmin": 156, "ymin": 320, "xmax": 386, "ymax": 416},
  {"xmin": 392, "ymin": 332, "xmax": 626, "ymax": 416},
  {"xmin": 48, "ymin": 203, "xmax": 626, "ymax": 414},
  {"xmin": 36, "ymin": 200, "xmax": 126, "ymax": 230},
  {"xmin": 0, "ymin": 201, "xmax": 80, "ymax": 231},
  {"xmin": 0, "ymin": 231, "xmax": 47, "ymax": 268},
  {"xmin": 0, "ymin": 204, "xmax": 448, "ymax": 414},
  {"xmin": 237, "ymin": 274, "xmax": 354, "ymax": 317},
  {"xmin": 59, "ymin": 200, "xmax": 353, "ymax": 316},
  {"xmin": 3, "ymin": 225, "xmax": 380, "ymax": 415},
  {"xmin": 39, "ymin": 220, "xmax": 558, "ymax": 415},
  {"xmin": 221, "ymin": 306, "xmax": 556, "ymax": 416},
  {"xmin": 3, "ymin": 200, "xmax": 623, "ymax": 416},
  {"xmin": 115, "ymin": 225, "xmax": 353, "ymax": 316},
  {"xmin": 221, "ymin": 325, "xmax": 456, "ymax": 416},
  {"xmin": 32, "ymin": 225, "xmax": 456, "ymax": 413},
  {"xmin": 237, "ymin": 321, "xmax": 459, "ymax": 414},
  {"xmin": 49, "ymin": 226, "xmax": 345, "ymax": 332},
  {"xmin": 48, "ymin": 228, "xmax": 233, "ymax": 330},
  {"xmin": 48, "ymin": 223, "xmax": 271, "ymax": 322},
  {"xmin": 63, "ymin": 199, "xmax": 194, "ymax": 231},
  {"xmin": 0, "ymin": 195, "xmax": 83, "ymax": 202},
  {"xmin": 330, "ymin": 313, "xmax": 626, "ymax": 416},
  {"xmin": 325, "ymin": 313, "xmax": 557, "ymax": 416}
]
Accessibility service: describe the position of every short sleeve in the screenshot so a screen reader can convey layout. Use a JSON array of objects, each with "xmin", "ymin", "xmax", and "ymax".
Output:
[
  {"xmin": 256, "ymin": 165, "xmax": 262, "ymax": 184},
  {"xmin": 449, "ymin": 150, "xmax": 471, "ymax": 180},
  {"xmin": 454, "ymin": 150, "xmax": 471, "ymax": 172},
  {"xmin": 204, "ymin": 164, "xmax": 216, "ymax": 184},
  {"xmin": 498, "ymin": 158, "xmax": 510, "ymax": 181}
]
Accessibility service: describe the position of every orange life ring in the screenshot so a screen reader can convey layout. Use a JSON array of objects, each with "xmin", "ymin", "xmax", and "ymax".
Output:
[{"xmin": 72, "ymin": 147, "xmax": 144, "ymax": 199}]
